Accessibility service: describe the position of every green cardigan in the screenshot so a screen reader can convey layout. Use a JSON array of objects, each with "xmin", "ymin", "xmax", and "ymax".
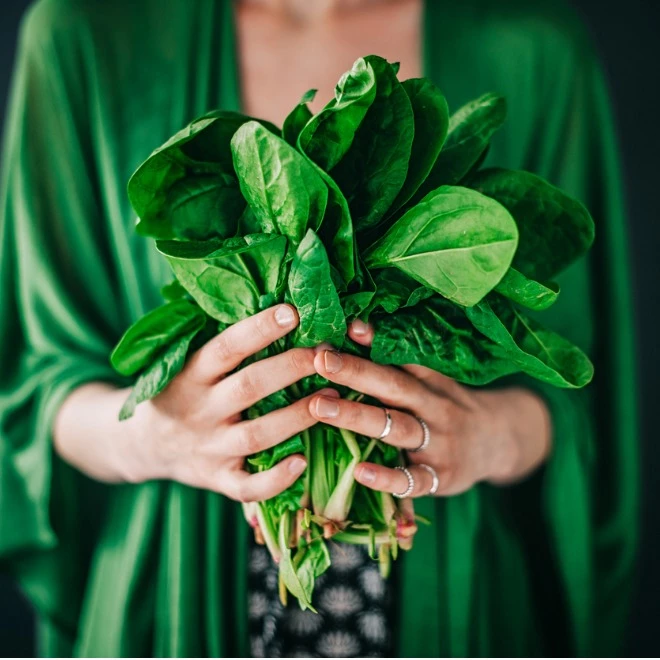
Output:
[{"xmin": 0, "ymin": 0, "xmax": 638, "ymax": 656}]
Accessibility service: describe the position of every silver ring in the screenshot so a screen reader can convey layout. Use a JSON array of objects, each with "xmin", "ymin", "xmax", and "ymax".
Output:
[
  {"xmin": 377, "ymin": 408, "xmax": 393, "ymax": 440},
  {"xmin": 392, "ymin": 466, "xmax": 415, "ymax": 498},
  {"xmin": 418, "ymin": 464, "xmax": 439, "ymax": 495},
  {"xmin": 409, "ymin": 416, "xmax": 430, "ymax": 453}
]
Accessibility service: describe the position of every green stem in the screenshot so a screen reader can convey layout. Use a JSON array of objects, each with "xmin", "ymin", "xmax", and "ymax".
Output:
[{"xmin": 322, "ymin": 428, "xmax": 361, "ymax": 522}]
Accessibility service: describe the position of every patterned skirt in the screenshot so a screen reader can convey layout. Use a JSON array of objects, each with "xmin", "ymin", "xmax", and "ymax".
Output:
[{"xmin": 248, "ymin": 537, "xmax": 398, "ymax": 658}]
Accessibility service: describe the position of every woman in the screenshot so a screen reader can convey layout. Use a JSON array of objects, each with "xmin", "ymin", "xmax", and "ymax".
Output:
[{"xmin": 0, "ymin": 0, "xmax": 637, "ymax": 656}]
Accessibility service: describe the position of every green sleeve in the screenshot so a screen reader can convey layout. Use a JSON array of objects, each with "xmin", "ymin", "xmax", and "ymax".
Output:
[
  {"xmin": 0, "ymin": 4, "xmax": 121, "ymax": 641},
  {"xmin": 505, "ymin": 27, "xmax": 639, "ymax": 656}
]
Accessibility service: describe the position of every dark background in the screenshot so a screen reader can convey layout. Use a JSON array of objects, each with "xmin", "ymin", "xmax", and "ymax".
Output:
[{"xmin": 0, "ymin": 0, "xmax": 658, "ymax": 656}]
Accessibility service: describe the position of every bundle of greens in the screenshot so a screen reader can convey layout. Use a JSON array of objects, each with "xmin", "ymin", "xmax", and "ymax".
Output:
[{"xmin": 111, "ymin": 55, "xmax": 594, "ymax": 610}]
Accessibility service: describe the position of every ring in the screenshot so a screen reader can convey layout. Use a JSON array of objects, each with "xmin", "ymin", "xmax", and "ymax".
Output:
[
  {"xmin": 418, "ymin": 464, "xmax": 439, "ymax": 495},
  {"xmin": 378, "ymin": 408, "xmax": 393, "ymax": 440},
  {"xmin": 392, "ymin": 466, "xmax": 415, "ymax": 498},
  {"xmin": 409, "ymin": 416, "xmax": 430, "ymax": 453}
]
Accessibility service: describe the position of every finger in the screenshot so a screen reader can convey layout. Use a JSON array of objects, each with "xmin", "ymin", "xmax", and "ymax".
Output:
[
  {"xmin": 216, "ymin": 347, "xmax": 317, "ymax": 416},
  {"xmin": 354, "ymin": 462, "xmax": 443, "ymax": 498},
  {"xmin": 309, "ymin": 395, "xmax": 429, "ymax": 450},
  {"xmin": 226, "ymin": 454, "xmax": 308, "ymax": 503},
  {"xmin": 313, "ymin": 350, "xmax": 429, "ymax": 411},
  {"xmin": 224, "ymin": 389, "xmax": 339, "ymax": 457},
  {"xmin": 347, "ymin": 320, "xmax": 374, "ymax": 347},
  {"xmin": 402, "ymin": 364, "xmax": 470, "ymax": 404},
  {"xmin": 186, "ymin": 304, "xmax": 299, "ymax": 383}
]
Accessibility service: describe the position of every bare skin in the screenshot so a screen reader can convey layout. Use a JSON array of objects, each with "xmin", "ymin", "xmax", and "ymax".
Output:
[
  {"xmin": 235, "ymin": 0, "xmax": 422, "ymax": 126},
  {"xmin": 54, "ymin": 0, "xmax": 552, "ymax": 501}
]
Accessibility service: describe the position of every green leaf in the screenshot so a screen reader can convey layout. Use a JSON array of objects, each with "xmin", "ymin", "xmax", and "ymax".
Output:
[
  {"xmin": 167, "ymin": 174, "xmax": 246, "ymax": 240},
  {"xmin": 465, "ymin": 298, "xmax": 594, "ymax": 388},
  {"xmin": 371, "ymin": 297, "xmax": 515, "ymax": 385},
  {"xmin": 365, "ymin": 186, "xmax": 518, "ymax": 307},
  {"xmin": 293, "ymin": 539, "xmax": 331, "ymax": 608},
  {"xmin": 128, "ymin": 110, "xmax": 277, "ymax": 239},
  {"xmin": 410, "ymin": 93, "xmax": 506, "ymax": 204},
  {"xmin": 119, "ymin": 327, "xmax": 200, "ymax": 420},
  {"xmin": 287, "ymin": 230, "xmax": 346, "ymax": 347},
  {"xmin": 110, "ymin": 299, "xmax": 205, "ymax": 376},
  {"xmin": 385, "ymin": 78, "xmax": 449, "ymax": 215},
  {"xmin": 367, "ymin": 268, "xmax": 433, "ymax": 316},
  {"xmin": 157, "ymin": 234, "xmax": 288, "ymax": 324},
  {"xmin": 467, "ymin": 167, "xmax": 595, "ymax": 280},
  {"xmin": 305, "ymin": 160, "xmax": 356, "ymax": 286},
  {"xmin": 494, "ymin": 268, "xmax": 559, "ymax": 311},
  {"xmin": 277, "ymin": 516, "xmax": 316, "ymax": 611},
  {"xmin": 298, "ymin": 58, "xmax": 377, "ymax": 170},
  {"xmin": 330, "ymin": 55, "xmax": 414, "ymax": 233},
  {"xmin": 231, "ymin": 121, "xmax": 329, "ymax": 245},
  {"xmin": 160, "ymin": 279, "xmax": 189, "ymax": 302},
  {"xmin": 282, "ymin": 89, "xmax": 317, "ymax": 147},
  {"xmin": 247, "ymin": 435, "xmax": 305, "ymax": 470}
]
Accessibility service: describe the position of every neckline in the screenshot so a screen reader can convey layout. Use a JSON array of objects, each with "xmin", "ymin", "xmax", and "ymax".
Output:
[{"xmin": 223, "ymin": 0, "xmax": 430, "ymax": 116}]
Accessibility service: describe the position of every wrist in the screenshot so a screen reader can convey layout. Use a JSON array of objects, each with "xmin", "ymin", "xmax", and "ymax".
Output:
[
  {"xmin": 112, "ymin": 392, "xmax": 163, "ymax": 484},
  {"xmin": 479, "ymin": 387, "xmax": 552, "ymax": 485}
]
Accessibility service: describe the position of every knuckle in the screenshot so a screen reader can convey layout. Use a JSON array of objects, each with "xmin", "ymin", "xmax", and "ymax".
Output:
[
  {"xmin": 213, "ymin": 332, "xmax": 237, "ymax": 365},
  {"xmin": 234, "ymin": 481, "xmax": 254, "ymax": 504},
  {"xmin": 288, "ymin": 348, "xmax": 313, "ymax": 376},
  {"xmin": 232, "ymin": 369, "xmax": 260, "ymax": 401},
  {"xmin": 241, "ymin": 423, "xmax": 262, "ymax": 456},
  {"xmin": 254, "ymin": 312, "xmax": 274, "ymax": 341}
]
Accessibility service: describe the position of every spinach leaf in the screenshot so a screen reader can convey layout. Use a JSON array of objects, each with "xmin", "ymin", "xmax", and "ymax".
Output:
[
  {"xmin": 287, "ymin": 230, "xmax": 346, "ymax": 347},
  {"xmin": 298, "ymin": 58, "xmax": 377, "ymax": 170},
  {"xmin": 341, "ymin": 257, "xmax": 376, "ymax": 321},
  {"xmin": 409, "ymin": 93, "xmax": 506, "ymax": 205},
  {"xmin": 293, "ymin": 539, "xmax": 331, "ymax": 611},
  {"xmin": 282, "ymin": 89, "xmax": 317, "ymax": 147},
  {"xmin": 167, "ymin": 174, "xmax": 245, "ymax": 240},
  {"xmin": 305, "ymin": 159, "xmax": 355, "ymax": 286},
  {"xmin": 119, "ymin": 326, "xmax": 200, "ymax": 420},
  {"xmin": 160, "ymin": 279, "xmax": 189, "ymax": 302},
  {"xmin": 231, "ymin": 121, "xmax": 329, "ymax": 245},
  {"xmin": 494, "ymin": 268, "xmax": 559, "ymax": 311},
  {"xmin": 330, "ymin": 55, "xmax": 414, "ymax": 233},
  {"xmin": 385, "ymin": 78, "xmax": 449, "ymax": 216},
  {"xmin": 128, "ymin": 110, "xmax": 278, "ymax": 239},
  {"xmin": 366, "ymin": 268, "xmax": 433, "ymax": 316},
  {"xmin": 370, "ymin": 297, "xmax": 515, "ymax": 385},
  {"xmin": 365, "ymin": 186, "xmax": 518, "ymax": 307},
  {"xmin": 467, "ymin": 167, "xmax": 595, "ymax": 280},
  {"xmin": 277, "ymin": 516, "xmax": 316, "ymax": 611},
  {"xmin": 248, "ymin": 435, "xmax": 305, "ymax": 470},
  {"xmin": 465, "ymin": 298, "xmax": 593, "ymax": 387},
  {"xmin": 157, "ymin": 234, "xmax": 288, "ymax": 324},
  {"xmin": 111, "ymin": 299, "xmax": 206, "ymax": 376}
]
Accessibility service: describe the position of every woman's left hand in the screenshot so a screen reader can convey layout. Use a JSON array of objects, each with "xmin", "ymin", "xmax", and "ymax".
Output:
[{"xmin": 308, "ymin": 321, "xmax": 553, "ymax": 498}]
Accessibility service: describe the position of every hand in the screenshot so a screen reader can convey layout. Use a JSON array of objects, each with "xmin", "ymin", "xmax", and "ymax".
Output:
[
  {"xmin": 308, "ymin": 321, "xmax": 552, "ymax": 497},
  {"xmin": 127, "ymin": 304, "xmax": 334, "ymax": 503}
]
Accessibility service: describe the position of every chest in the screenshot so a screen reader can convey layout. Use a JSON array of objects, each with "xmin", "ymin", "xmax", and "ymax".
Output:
[{"xmin": 234, "ymin": 0, "xmax": 423, "ymax": 126}]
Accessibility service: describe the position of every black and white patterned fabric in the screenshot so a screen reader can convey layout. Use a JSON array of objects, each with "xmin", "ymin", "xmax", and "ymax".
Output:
[{"xmin": 248, "ymin": 538, "xmax": 397, "ymax": 658}]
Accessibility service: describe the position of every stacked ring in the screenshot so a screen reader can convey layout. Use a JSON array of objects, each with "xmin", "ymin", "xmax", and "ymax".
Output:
[
  {"xmin": 418, "ymin": 463, "xmax": 440, "ymax": 495},
  {"xmin": 392, "ymin": 466, "xmax": 415, "ymax": 498},
  {"xmin": 410, "ymin": 416, "xmax": 430, "ymax": 453}
]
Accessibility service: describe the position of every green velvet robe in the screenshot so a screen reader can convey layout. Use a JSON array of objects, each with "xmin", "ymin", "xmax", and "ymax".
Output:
[{"xmin": 0, "ymin": 0, "xmax": 638, "ymax": 656}]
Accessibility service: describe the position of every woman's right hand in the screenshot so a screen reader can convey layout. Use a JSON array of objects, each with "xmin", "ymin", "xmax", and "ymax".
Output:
[{"xmin": 126, "ymin": 304, "xmax": 334, "ymax": 503}]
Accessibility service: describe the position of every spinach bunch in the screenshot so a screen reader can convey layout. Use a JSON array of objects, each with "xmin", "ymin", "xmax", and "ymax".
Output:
[{"xmin": 111, "ymin": 55, "xmax": 594, "ymax": 610}]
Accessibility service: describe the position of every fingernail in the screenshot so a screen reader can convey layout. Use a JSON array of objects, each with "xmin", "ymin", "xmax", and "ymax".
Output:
[
  {"xmin": 352, "ymin": 319, "xmax": 370, "ymax": 336},
  {"xmin": 356, "ymin": 466, "xmax": 376, "ymax": 484},
  {"xmin": 314, "ymin": 342, "xmax": 334, "ymax": 354},
  {"xmin": 315, "ymin": 396, "xmax": 339, "ymax": 418},
  {"xmin": 324, "ymin": 350, "xmax": 343, "ymax": 374},
  {"xmin": 317, "ymin": 388, "xmax": 340, "ymax": 399},
  {"xmin": 275, "ymin": 305, "xmax": 296, "ymax": 327},
  {"xmin": 289, "ymin": 457, "xmax": 307, "ymax": 474}
]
